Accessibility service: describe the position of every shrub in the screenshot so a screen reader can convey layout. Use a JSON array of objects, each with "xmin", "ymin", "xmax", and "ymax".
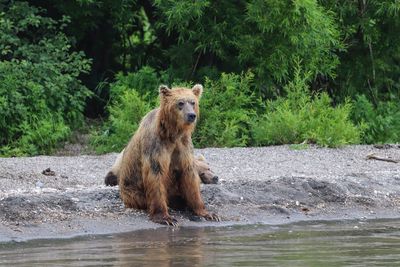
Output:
[
  {"xmin": 110, "ymin": 66, "xmax": 170, "ymax": 102},
  {"xmin": 92, "ymin": 68, "xmax": 362, "ymax": 152},
  {"xmin": 91, "ymin": 89, "xmax": 152, "ymax": 153},
  {"xmin": 0, "ymin": 2, "xmax": 91, "ymax": 156},
  {"xmin": 90, "ymin": 67, "xmax": 163, "ymax": 153},
  {"xmin": 352, "ymin": 95, "xmax": 400, "ymax": 144},
  {"xmin": 252, "ymin": 71, "xmax": 361, "ymax": 147},
  {"xmin": 193, "ymin": 72, "xmax": 262, "ymax": 147},
  {"xmin": 92, "ymin": 70, "xmax": 261, "ymax": 152},
  {"xmin": 305, "ymin": 94, "xmax": 361, "ymax": 147}
]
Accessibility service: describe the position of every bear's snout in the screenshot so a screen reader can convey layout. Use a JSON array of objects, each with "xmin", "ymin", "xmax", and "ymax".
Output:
[
  {"xmin": 186, "ymin": 113, "xmax": 197, "ymax": 123},
  {"xmin": 212, "ymin": 176, "xmax": 219, "ymax": 183}
]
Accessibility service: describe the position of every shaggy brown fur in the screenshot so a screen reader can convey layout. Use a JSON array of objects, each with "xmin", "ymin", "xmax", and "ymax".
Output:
[
  {"xmin": 195, "ymin": 155, "xmax": 219, "ymax": 184},
  {"xmin": 118, "ymin": 84, "xmax": 219, "ymax": 225},
  {"xmin": 105, "ymin": 153, "xmax": 218, "ymax": 186}
]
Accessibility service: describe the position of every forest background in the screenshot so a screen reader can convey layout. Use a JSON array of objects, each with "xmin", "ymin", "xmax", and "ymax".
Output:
[{"xmin": 1, "ymin": 0, "xmax": 399, "ymax": 156}]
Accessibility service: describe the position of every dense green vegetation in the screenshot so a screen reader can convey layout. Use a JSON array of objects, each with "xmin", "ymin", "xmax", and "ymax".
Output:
[
  {"xmin": 0, "ymin": 2, "xmax": 91, "ymax": 156},
  {"xmin": 1, "ymin": 1, "xmax": 399, "ymax": 155},
  {"xmin": 252, "ymin": 68, "xmax": 361, "ymax": 147}
]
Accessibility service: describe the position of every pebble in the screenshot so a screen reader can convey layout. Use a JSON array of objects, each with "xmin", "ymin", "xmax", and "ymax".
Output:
[{"xmin": 35, "ymin": 181, "xmax": 44, "ymax": 189}]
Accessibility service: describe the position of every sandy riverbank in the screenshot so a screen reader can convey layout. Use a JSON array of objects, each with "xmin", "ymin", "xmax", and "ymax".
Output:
[{"xmin": 1, "ymin": 145, "xmax": 399, "ymax": 242}]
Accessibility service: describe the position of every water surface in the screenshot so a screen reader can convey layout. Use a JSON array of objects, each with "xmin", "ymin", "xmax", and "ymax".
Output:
[{"xmin": 1, "ymin": 219, "xmax": 399, "ymax": 266}]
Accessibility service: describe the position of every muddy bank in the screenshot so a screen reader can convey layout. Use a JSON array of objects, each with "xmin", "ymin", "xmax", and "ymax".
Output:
[{"xmin": 1, "ymin": 145, "xmax": 400, "ymax": 242}]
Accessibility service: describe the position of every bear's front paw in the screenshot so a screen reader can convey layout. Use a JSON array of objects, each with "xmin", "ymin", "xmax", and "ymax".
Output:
[
  {"xmin": 203, "ymin": 213, "xmax": 220, "ymax": 222},
  {"xmin": 194, "ymin": 209, "xmax": 220, "ymax": 222},
  {"xmin": 151, "ymin": 213, "xmax": 179, "ymax": 226}
]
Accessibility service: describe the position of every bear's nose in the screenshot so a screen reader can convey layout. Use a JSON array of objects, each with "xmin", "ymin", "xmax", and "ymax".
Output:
[
  {"xmin": 212, "ymin": 176, "xmax": 219, "ymax": 184},
  {"xmin": 187, "ymin": 113, "xmax": 196, "ymax": 123}
]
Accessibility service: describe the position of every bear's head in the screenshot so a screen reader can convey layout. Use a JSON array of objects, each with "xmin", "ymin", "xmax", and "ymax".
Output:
[
  {"xmin": 196, "ymin": 155, "xmax": 219, "ymax": 184},
  {"xmin": 158, "ymin": 84, "xmax": 203, "ymax": 132}
]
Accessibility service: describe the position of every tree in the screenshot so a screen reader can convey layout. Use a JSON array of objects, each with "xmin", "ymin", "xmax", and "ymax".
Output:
[{"xmin": 320, "ymin": 0, "xmax": 400, "ymax": 101}]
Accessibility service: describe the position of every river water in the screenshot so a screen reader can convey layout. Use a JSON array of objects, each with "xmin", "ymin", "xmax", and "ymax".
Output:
[{"xmin": 1, "ymin": 219, "xmax": 399, "ymax": 266}]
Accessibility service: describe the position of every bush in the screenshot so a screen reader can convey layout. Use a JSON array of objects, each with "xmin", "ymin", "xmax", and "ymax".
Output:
[
  {"xmin": 252, "ymin": 71, "xmax": 361, "ymax": 147},
  {"xmin": 0, "ymin": 2, "xmax": 91, "ymax": 156},
  {"xmin": 110, "ymin": 66, "xmax": 170, "ymax": 102},
  {"xmin": 90, "ymin": 67, "xmax": 163, "ymax": 153},
  {"xmin": 92, "ymin": 70, "xmax": 261, "ymax": 152},
  {"xmin": 352, "ymin": 95, "xmax": 400, "ymax": 144},
  {"xmin": 91, "ymin": 89, "xmax": 152, "ymax": 153},
  {"xmin": 92, "ymin": 68, "xmax": 362, "ymax": 152},
  {"xmin": 193, "ymin": 72, "xmax": 262, "ymax": 147}
]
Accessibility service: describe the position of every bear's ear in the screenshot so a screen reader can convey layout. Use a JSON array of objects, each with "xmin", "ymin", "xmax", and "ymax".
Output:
[
  {"xmin": 159, "ymin": 85, "xmax": 172, "ymax": 97},
  {"xmin": 192, "ymin": 84, "xmax": 203, "ymax": 98},
  {"xmin": 197, "ymin": 154, "xmax": 206, "ymax": 162}
]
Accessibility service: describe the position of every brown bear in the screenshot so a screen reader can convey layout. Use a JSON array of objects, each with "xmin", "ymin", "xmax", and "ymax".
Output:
[
  {"xmin": 117, "ymin": 84, "xmax": 219, "ymax": 225},
  {"xmin": 105, "ymin": 152, "xmax": 218, "ymax": 186},
  {"xmin": 195, "ymin": 155, "xmax": 219, "ymax": 184}
]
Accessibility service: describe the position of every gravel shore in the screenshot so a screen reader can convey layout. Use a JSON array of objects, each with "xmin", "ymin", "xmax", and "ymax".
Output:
[{"xmin": 1, "ymin": 145, "xmax": 399, "ymax": 242}]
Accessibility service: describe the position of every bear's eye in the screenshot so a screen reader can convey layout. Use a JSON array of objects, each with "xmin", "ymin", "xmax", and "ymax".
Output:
[
  {"xmin": 190, "ymin": 100, "xmax": 196, "ymax": 106},
  {"xmin": 177, "ymin": 101, "xmax": 185, "ymax": 109}
]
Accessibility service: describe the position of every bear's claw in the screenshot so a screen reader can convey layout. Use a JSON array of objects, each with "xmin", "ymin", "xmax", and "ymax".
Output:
[
  {"xmin": 204, "ymin": 213, "xmax": 220, "ymax": 222},
  {"xmin": 164, "ymin": 220, "xmax": 178, "ymax": 226},
  {"xmin": 151, "ymin": 214, "xmax": 179, "ymax": 226}
]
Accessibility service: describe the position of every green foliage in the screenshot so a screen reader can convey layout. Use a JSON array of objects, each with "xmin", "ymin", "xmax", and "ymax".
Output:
[
  {"xmin": 92, "ymin": 70, "xmax": 261, "ymax": 152},
  {"xmin": 91, "ymin": 90, "xmax": 152, "ymax": 153},
  {"xmin": 321, "ymin": 0, "xmax": 400, "ymax": 100},
  {"xmin": 110, "ymin": 66, "xmax": 169, "ymax": 102},
  {"xmin": 352, "ymin": 95, "xmax": 400, "ymax": 144},
  {"xmin": 193, "ymin": 72, "xmax": 262, "ymax": 148},
  {"xmin": 12, "ymin": 115, "xmax": 71, "ymax": 156},
  {"xmin": 154, "ymin": 0, "xmax": 342, "ymax": 95},
  {"xmin": 0, "ymin": 2, "xmax": 91, "ymax": 156},
  {"xmin": 241, "ymin": 0, "xmax": 342, "ymax": 84},
  {"xmin": 90, "ymin": 69, "xmax": 158, "ymax": 153},
  {"xmin": 2, "ymin": 1, "xmax": 400, "ymax": 155},
  {"xmin": 289, "ymin": 143, "xmax": 310, "ymax": 150},
  {"xmin": 0, "ymin": 114, "xmax": 71, "ymax": 157},
  {"xmin": 252, "ymin": 71, "xmax": 361, "ymax": 148},
  {"xmin": 93, "ymin": 68, "xmax": 363, "ymax": 151}
]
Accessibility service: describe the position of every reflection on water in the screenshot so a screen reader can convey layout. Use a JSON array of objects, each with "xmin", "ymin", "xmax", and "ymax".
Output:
[{"xmin": 1, "ymin": 219, "xmax": 400, "ymax": 266}]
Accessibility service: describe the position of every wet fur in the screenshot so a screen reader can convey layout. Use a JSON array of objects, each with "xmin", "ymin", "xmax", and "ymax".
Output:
[
  {"xmin": 117, "ymin": 85, "xmax": 218, "ymax": 224},
  {"xmin": 105, "ymin": 152, "xmax": 218, "ymax": 186}
]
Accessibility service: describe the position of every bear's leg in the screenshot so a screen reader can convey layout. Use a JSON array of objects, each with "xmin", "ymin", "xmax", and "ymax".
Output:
[
  {"xmin": 120, "ymin": 187, "xmax": 146, "ymax": 210},
  {"xmin": 180, "ymin": 168, "xmax": 220, "ymax": 221},
  {"xmin": 144, "ymin": 155, "xmax": 178, "ymax": 226},
  {"xmin": 145, "ymin": 175, "xmax": 178, "ymax": 226}
]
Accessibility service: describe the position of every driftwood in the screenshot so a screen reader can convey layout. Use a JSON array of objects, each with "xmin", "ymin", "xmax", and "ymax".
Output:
[{"xmin": 366, "ymin": 153, "xmax": 399, "ymax": 163}]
